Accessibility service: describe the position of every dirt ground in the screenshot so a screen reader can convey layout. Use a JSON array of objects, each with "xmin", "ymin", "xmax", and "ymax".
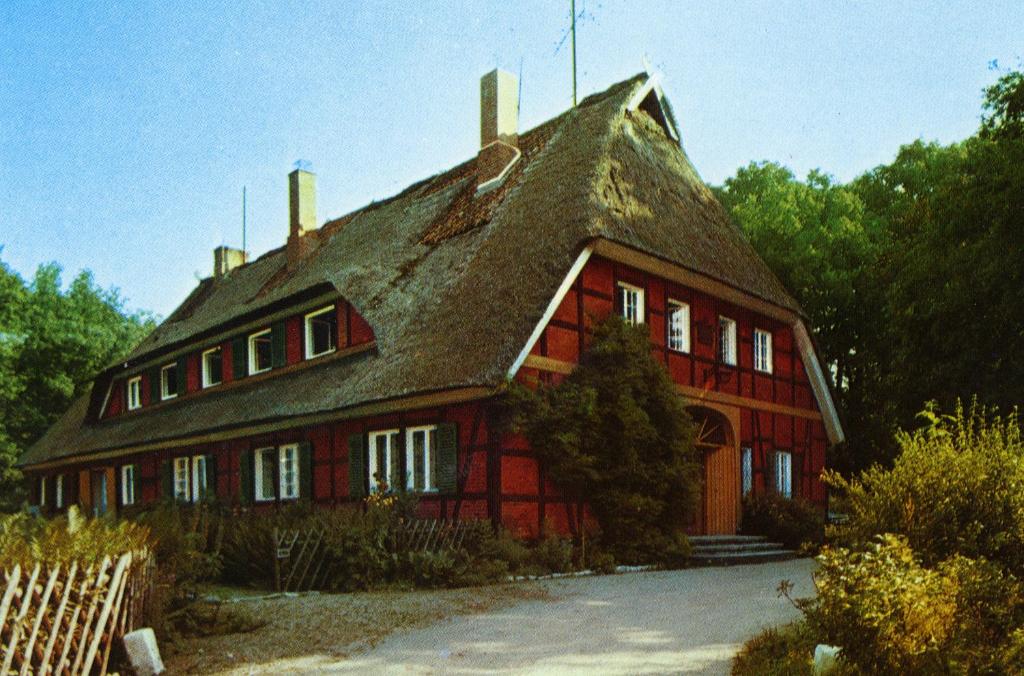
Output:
[
  {"xmin": 166, "ymin": 558, "xmax": 815, "ymax": 675},
  {"xmin": 163, "ymin": 583, "xmax": 554, "ymax": 675}
]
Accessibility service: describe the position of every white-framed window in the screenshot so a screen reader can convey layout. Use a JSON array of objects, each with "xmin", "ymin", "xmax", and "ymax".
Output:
[
  {"xmin": 741, "ymin": 448, "xmax": 753, "ymax": 497},
  {"xmin": 55, "ymin": 475, "xmax": 64, "ymax": 509},
  {"xmin": 754, "ymin": 329, "xmax": 773, "ymax": 374},
  {"xmin": 173, "ymin": 457, "xmax": 190, "ymax": 502},
  {"xmin": 368, "ymin": 429, "xmax": 400, "ymax": 493},
  {"xmin": 774, "ymin": 451, "xmax": 793, "ymax": 498},
  {"xmin": 192, "ymin": 456, "xmax": 208, "ymax": 502},
  {"xmin": 618, "ymin": 282, "xmax": 645, "ymax": 325},
  {"xmin": 39, "ymin": 476, "xmax": 46, "ymax": 507},
  {"xmin": 248, "ymin": 329, "xmax": 272, "ymax": 375},
  {"xmin": 253, "ymin": 447, "xmax": 276, "ymax": 502},
  {"xmin": 279, "ymin": 444, "xmax": 299, "ymax": 500},
  {"xmin": 121, "ymin": 464, "xmax": 137, "ymax": 506},
  {"xmin": 405, "ymin": 425, "xmax": 438, "ymax": 492},
  {"xmin": 160, "ymin": 363, "xmax": 179, "ymax": 400},
  {"xmin": 202, "ymin": 347, "xmax": 223, "ymax": 388},
  {"xmin": 667, "ymin": 300, "xmax": 690, "ymax": 353},
  {"xmin": 718, "ymin": 316, "xmax": 737, "ymax": 366},
  {"xmin": 304, "ymin": 305, "xmax": 337, "ymax": 359},
  {"xmin": 127, "ymin": 376, "xmax": 142, "ymax": 410}
]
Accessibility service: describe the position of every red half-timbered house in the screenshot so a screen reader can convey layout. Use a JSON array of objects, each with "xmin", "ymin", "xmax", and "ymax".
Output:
[{"xmin": 20, "ymin": 70, "xmax": 843, "ymax": 537}]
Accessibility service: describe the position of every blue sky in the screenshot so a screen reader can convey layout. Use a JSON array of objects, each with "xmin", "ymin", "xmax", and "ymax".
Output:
[{"xmin": 1, "ymin": 1, "xmax": 1021, "ymax": 318}]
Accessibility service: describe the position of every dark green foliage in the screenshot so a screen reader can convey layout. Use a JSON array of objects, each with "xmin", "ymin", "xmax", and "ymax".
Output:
[
  {"xmin": 741, "ymin": 493, "xmax": 825, "ymax": 550},
  {"xmin": 0, "ymin": 256, "xmax": 154, "ymax": 510},
  {"xmin": 505, "ymin": 315, "xmax": 700, "ymax": 565},
  {"xmin": 716, "ymin": 69, "xmax": 1024, "ymax": 473},
  {"xmin": 731, "ymin": 620, "xmax": 820, "ymax": 676}
]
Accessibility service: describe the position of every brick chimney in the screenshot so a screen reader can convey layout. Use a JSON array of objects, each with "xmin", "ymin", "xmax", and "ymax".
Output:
[
  {"xmin": 287, "ymin": 168, "xmax": 319, "ymax": 265},
  {"xmin": 213, "ymin": 246, "xmax": 246, "ymax": 278},
  {"xmin": 477, "ymin": 69, "xmax": 520, "ymax": 193}
]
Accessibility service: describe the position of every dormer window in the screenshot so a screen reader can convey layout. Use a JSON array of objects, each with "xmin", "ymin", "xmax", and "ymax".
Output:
[
  {"xmin": 618, "ymin": 282, "xmax": 644, "ymax": 325},
  {"xmin": 127, "ymin": 376, "xmax": 142, "ymax": 410},
  {"xmin": 304, "ymin": 305, "xmax": 337, "ymax": 359},
  {"xmin": 202, "ymin": 347, "xmax": 223, "ymax": 388},
  {"xmin": 160, "ymin": 363, "xmax": 179, "ymax": 400},
  {"xmin": 248, "ymin": 329, "xmax": 272, "ymax": 375},
  {"xmin": 718, "ymin": 317, "xmax": 737, "ymax": 366}
]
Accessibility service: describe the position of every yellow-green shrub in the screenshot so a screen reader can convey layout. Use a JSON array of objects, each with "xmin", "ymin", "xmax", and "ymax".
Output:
[{"xmin": 0, "ymin": 507, "xmax": 150, "ymax": 569}]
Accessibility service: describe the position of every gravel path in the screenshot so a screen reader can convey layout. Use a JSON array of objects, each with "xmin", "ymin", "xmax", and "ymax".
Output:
[{"xmin": 246, "ymin": 558, "xmax": 816, "ymax": 675}]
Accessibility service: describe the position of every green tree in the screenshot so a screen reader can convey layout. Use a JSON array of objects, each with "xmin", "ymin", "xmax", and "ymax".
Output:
[
  {"xmin": 505, "ymin": 316, "xmax": 700, "ymax": 565},
  {"xmin": 0, "ymin": 254, "xmax": 154, "ymax": 510}
]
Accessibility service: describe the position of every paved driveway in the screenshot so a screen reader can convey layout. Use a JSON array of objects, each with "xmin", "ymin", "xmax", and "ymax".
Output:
[{"xmin": 327, "ymin": 558, "xmax": 815, "ymax": 675}]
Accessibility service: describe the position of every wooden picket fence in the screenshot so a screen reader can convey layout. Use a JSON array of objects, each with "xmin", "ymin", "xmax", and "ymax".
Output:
[{"xmin": 0, "ymin": 549, "xmax": 154, "ymax": 676}]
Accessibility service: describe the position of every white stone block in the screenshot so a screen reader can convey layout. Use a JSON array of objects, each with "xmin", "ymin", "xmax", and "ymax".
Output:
[
  {"xmin": 123, "ymin": 627, "xmax": 164, "ymax": 676},
  {"xmin": 813, "ymin": 644, "xmax": 840, "ymax": 674}
]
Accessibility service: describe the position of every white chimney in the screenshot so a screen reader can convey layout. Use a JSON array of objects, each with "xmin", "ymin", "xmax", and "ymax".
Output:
[
  {"xmin": 213, "ymin": 246, "xmax": 246, "ymax": 278},
  {"xmin": 477, "ymin": 69, "xmax": 521, "ymax": 192},
  {"xmin": 287, "ymin": 168, "xmax": 319, "ymax": 264}
]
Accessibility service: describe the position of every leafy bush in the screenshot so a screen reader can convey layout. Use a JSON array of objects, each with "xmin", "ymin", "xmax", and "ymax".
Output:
[
  {"xmin": 505, "ymin": 316, "xmax": 701, "ymax": 565},
  {"xmin": 731, "ymin": 620, "xmax": 819, "ymax": 676},
  {"xmin": 826, "ymin": 402, "xmax": 1024, "ymax": 574},
  {"xmin": 808, "ymin": 534, "xmax": 1024, "ymax": 674},
  {"xmin": 0, "ymin": 506, "xmax": 151, "ymax": 568},
  {"xmin": 741, "ymin": 493, "xmax": 824, "ymax": 550},
  {"xmin": 528, "ymin": 533, "xmax": 573, "ymax": 575}
]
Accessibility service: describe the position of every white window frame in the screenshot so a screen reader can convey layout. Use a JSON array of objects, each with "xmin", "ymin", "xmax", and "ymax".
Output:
[
  {"xmin": 304, "ymin": 305, "xmax": 337, "ymax": 360},
  {"xmin": 160, "ymin": 363, "xmax": 178, "ymax": 400},
  {"xmin": 39, "ymin": 476, "xmax": 46, "ymax": 507},
  {"xmin": 127, "ymin": 376, "xmax": 142, "ymax": 410},
  {"xmin": 121, "ymin": 464, "xmax": 137, "ymax": 506},
  {"xmin": 754, "ymin": 329, "xmax": 773, "ymax": 374},
  {"xmin": 368, "ymin": 429, "xmax": 399, "ymax": 493},
  {"xmin": 253, "ymin": 447, "xmax": 277, "ymax": 502},
  {"xmin": 774, "ymin": 451, "xmax": 793, "ymax": 498},
  {"xmin": 55, "ymin": 474, "xmax": 64, "ymax": 509},
  {"xmin": 618, "ymin": 282, "xmax": 645, "ymax": 326},
  {"xmin": 248, "ymin": 329, "xmax": 272, "ymax": 375},
  {"xmin": 667, "ymin": 300, "xmax": 691, "ymax": 353},
  {"xmin": 741, "ymin": 448, "xmax": 753, "ymax": 497},
  {"xmin": 201, "ymin": 347, "xmax": 223, "ymax": 389},
  {"xmin": 719, "ymin": 316, "xmax": 737, "ymax": 366},
  {"xmin": 191, "ymin": 456, "xmax": 208, "ymax": 503},
  {"xmin": 173, "ymin": 456, "xmax": 191, "ymax": 502},
  {"xmin": 279, "ymin": 444, "xmax": 300, "ymax": 500},
  {"xmin": 405, "ymin": 425, "xmax": 438, "ymax": 492}
]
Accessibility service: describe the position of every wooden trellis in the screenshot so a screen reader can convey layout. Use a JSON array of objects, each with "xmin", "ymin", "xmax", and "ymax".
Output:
[
  {"xmin": 0, "ymin": 549, "xmax": 154, "ymax": 676},
  {"xmin": 272, "ymin": 519, "xmax": 471, "ymax": 593}
]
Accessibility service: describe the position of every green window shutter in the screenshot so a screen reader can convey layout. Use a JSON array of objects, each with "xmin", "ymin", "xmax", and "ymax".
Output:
[
  {"xmin": 239, "ymin": 449, "xmax": 253, "ymax": 505},
  {"xmin": 348, "ymin": 433, "xmax": 366, "ymax": 499},
  {"xmin": 767, "ymin": 451, "xmax": 778, "ymax": 495},
  {"xmin": 298, "ymin": 442, "xmax": 313, "ymax": 501},
  {"xmin": 232, "ymin": 336, "xmax": 247, "ymax": 380},
  {"xmin": 150, "ymin": 367, "xmax": 162, "ymax": 403},
  {"xmin": 436, "ymin": 422, "xmax": 458, "ymax": 493},
  {"xmin": 271, "ymin": 321, "xmax": 286, "ymax": 368},
  {"xmin": 177, "ymin": 356, "xmax": 189, "ymax": 395},
  {"xmin": 160, "ymin": 460, "xmax": 173, "ymax": 500},
  {"xmin": 205, "ymin": 454, "xmax": 217, "ymax": 500}
]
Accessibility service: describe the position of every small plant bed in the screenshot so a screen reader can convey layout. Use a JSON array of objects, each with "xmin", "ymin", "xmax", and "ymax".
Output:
[{"xmin": 164, "ymin": 582, "xmax": 553, "ymax": 674}]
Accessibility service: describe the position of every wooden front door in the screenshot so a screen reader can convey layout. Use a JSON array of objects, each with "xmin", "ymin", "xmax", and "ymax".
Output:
[{"xmin": 703, "ymin": 444, "xmax": 740, "ymax": 535}]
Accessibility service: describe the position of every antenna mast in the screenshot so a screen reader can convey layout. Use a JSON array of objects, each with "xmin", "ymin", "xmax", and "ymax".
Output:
[
  {"xmin": 571, "ymin": 0, "xmax": 577, "ymax": 106},
  {"xmin": 242, "ymin": 186, "xmax": 247, "ymax": 255}
]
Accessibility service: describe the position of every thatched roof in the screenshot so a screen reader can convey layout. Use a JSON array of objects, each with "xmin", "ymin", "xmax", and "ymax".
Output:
[{"xmin": 21, "ymin": 72, "xmax": 801, "ymax": 468}]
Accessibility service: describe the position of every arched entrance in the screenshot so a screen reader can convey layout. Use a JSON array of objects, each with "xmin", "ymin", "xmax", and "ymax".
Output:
[{"xmin": 687, "ymin": 406, "xmax": 740, "ymax": 535}]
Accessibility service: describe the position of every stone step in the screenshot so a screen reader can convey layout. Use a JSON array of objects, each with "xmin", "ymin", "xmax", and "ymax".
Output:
[
  {"xmin": 688, "ymin": 535, "xmax": 770, "ymax": 546},
  {"xmin": 689, "ymin": 549, "xmax": 797, "ymax": 566},
  {"xmin": 691, "ymin": 541, "xmax": 786, "ymax": 555}
]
